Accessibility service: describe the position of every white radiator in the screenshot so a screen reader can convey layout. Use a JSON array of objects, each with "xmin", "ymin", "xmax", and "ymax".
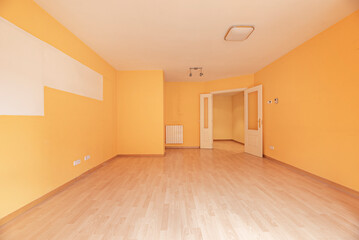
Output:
[{"xmin": 166, "ymin": 125, "xmax": 183, "ymax": 144}]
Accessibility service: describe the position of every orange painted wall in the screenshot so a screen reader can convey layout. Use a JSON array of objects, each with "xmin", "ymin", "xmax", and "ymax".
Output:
[
  {"xmin": 117, "ymin": 70, "xmax": 164, "ymax": 155},
  {"xmin": 213, "ymin": 95, "xmax": 233, "ymax": 140},
  {"xmin": 164, "ymin": 81, "xmax": 205, "ymax": 147},
  {"xmin": 165, "ymin": 75, "xmax": 254, "ymax": 147},
  {"xmin": 204, "ymin": 75, "xmax": 254, "ymax": 92},
  {"xmin": 254, "ymin": 10, "xmax": 359, "ymax": 191},
  {"xmin": 0, "ymin": 0, "xmax": 117, "ymax": 219}
]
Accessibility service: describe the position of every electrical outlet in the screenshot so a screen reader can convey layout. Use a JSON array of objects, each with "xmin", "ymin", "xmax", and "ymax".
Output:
[
  {"xmin": 269, "ymin": 146, "xmax": 274, "ymax": 150},
  {"xmin": 73, "ymin": 159, "xmax": 81, "ymax": 166},
  {"xmin": 84, "ymin": 155, "xmax": 91, "ymax": 161}
]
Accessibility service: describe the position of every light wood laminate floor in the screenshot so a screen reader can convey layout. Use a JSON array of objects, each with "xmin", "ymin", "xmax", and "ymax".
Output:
[{"xmin": 1, "ymin": 141, "xmax": 358, "ymax": 240}]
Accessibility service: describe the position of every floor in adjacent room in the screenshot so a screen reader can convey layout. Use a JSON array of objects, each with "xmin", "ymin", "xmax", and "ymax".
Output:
[{"xmin": 1, "ymin": 141, "xmax": 358, "ymax": 240}]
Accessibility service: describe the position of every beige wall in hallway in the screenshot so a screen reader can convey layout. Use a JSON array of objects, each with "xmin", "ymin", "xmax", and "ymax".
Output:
[
  {"xmin": 213, "ymin": 95, "xmax": 233, "ymax": 140},
  {"xmin": 232, "ymin": 92, "xmax": 244, "ymax": 143},
  {"xmin": 213, "ymin": 92, "xmax": 245, "ymax": 143}
]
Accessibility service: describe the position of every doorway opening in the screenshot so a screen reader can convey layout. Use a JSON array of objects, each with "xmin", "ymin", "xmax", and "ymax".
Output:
[
  {"xmin": 200, "ymin": 86, "xmax": 263, "ymax": 157},
  {"xmin": 212, "ymin": 89, "xmax": 245, "ymax": 152}
]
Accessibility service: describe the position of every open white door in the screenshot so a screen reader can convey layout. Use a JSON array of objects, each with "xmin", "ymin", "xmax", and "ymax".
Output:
[
  {"xmin": 200, "ymin": 94, "xmax": 213, "ymax": 149},
  {"xmin": 244, "ymin": 85, "xmax": 263, "ymax": 157}
]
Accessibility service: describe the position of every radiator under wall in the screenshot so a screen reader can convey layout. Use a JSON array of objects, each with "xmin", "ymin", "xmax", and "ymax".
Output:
[{"xmin": 165, "ymin": 125, "xmax": 183, "ymax": 144}]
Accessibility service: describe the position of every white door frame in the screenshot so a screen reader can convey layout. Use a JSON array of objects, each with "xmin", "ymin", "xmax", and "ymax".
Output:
[
  {"xmin": 211, "ymin": 88, "xmax": 247, "ymax": 95},
  {"xmin": 200, "ymin": 88, "xmax": 247, "ymax": 149}
]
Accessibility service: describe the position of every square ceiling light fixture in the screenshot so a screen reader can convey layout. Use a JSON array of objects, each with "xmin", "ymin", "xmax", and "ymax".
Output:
[{"xmin": 224, "ymin": 26, "xmax": 255, "ymax": 41}]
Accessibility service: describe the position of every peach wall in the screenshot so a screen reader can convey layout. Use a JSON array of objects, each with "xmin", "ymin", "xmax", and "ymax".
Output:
[
  {"xmin": 254, "ymin": 10, "xmax": 359, "ymax": 191},
  {"xmin": 117, "ymin": 70, "xmax": 164, "ymax": 155},
  {"xmin": 165, "ymin": 81, "xmax": 205, "ymax": 147},
  {"xmin": 204, "ymin": 75, "xmax": 254, "ymax": 92},
  {"xmin": 0, "ymin": 0, "xmax": 117, "ymax": 220}
]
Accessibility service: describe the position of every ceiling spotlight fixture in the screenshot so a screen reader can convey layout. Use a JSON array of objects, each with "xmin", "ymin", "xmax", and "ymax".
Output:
[
  {"xmin": 189, "ymin": 67, "xmax": 204, "ymax": 77},
  {"xmin": 224, "ymin": 25, "xmax": 255, "ymax": 41}
]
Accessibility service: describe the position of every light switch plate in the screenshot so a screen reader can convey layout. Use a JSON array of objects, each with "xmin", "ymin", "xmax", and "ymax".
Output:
[{"xmin": 73, "ymin": 159, "xmax": 81, "ymax": 166}]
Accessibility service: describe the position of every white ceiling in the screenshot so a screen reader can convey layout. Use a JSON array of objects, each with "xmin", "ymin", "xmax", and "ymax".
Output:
[{"xmin": 34, "ymin": 0, "xmax": 359, "ymax": 82}]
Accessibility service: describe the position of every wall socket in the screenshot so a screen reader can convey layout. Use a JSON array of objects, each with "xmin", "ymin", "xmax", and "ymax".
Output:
[
  {"xmin": 73, "ymin": 159, "xmax": 81, "ymax": 166},
  {"xmin": 84, "ymin": 155, "xmax": 91, "ymax": 161},
  {"xmin": 269, "ymin": 146, "xmax": 275, "ymax": 150}
]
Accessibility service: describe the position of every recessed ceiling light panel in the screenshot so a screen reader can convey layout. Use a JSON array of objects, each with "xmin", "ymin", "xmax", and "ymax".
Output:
[{"xmin": 224, "ymin": 26, "xmax": 255, "ymax": 41}]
